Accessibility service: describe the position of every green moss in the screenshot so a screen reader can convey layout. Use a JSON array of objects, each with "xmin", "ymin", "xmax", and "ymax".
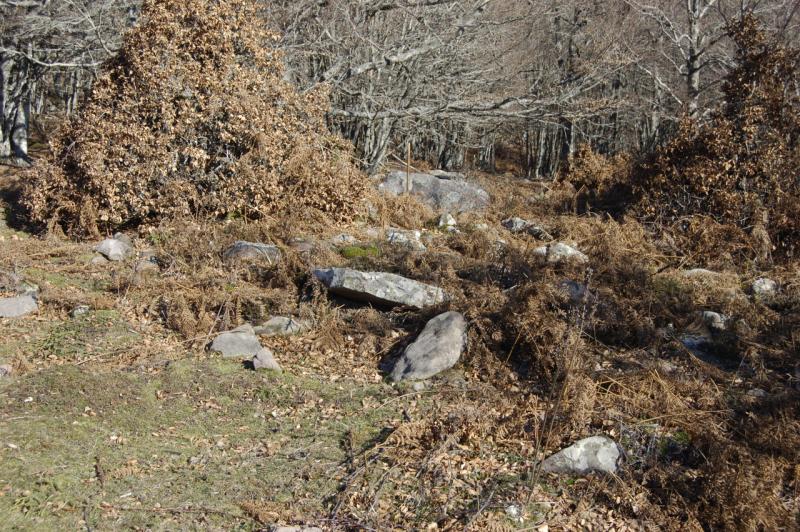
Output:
[{"xmin": 339, "ymin": 245, "xmax": 380, "ymax": 259}]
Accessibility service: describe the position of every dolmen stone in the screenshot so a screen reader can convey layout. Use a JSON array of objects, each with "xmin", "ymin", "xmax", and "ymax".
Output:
[
  {"xmin": 313, "ymin": 267, "xmax": 446, "ymax": 308},
  {"xmin": 390, "ymin": 311, "xmax": 467, "ymax": 381},
  {"xmin": 223, "ymin": 241, "xmax": 281, "ymax": 265},
  {"xmin": 377, "ymin": 171, "xmax": 489, "ymax": 213},
  {"xmin": 541, "ymin": 435, "xmax": 621, "ymax": 475}
]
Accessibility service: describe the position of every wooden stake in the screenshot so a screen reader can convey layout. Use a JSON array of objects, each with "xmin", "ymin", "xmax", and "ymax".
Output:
[{"xmin": 405, "ymin": 141, "xmax": 411, "ymax": 195}]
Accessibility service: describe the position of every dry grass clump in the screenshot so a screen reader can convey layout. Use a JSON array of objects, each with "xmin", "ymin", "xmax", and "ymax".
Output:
[{"xmin": 21, "ymin": 0, "xmax": 366, "ymax": 238}]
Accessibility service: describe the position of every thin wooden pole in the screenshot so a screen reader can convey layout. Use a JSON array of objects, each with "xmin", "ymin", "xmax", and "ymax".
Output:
[{"xmin": 405, "ymin": 141, "xmax": 411, "ymax": 195}]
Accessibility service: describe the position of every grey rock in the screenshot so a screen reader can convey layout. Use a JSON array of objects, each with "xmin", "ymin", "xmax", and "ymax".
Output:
[
  {"xmin": 438, "ymin": 213, "xmax": 457, "ymax": 228},
  {"xmin": 391, "ymin": 311, "xmax": 467, "ymax": 381},
  {"xmin": 252, "ymin": 348, "xmax": 281, "ymax": 371},
  {"xmin": 386, "ymin": 228, "xmax": 426, "ymax": 251},
  {"xmin": 533, "ymin": 242, "xmax": 588, "ymax": 265},
  {"xmin": 501, "ymin": 217, "xmax": 553, "ymax": 240},
  {"xmin": 701, "ymin": 311, "xmax": 728, "ymax": 331},
  {"xmin": 0, "ymin": 294, "xmax": 38, "ymax": 318},
  {"xmin": 70, "ymin": 305, "xmax": 91, "ymax": 318},
  {"xmin": 209, "ymin": 325, "xmax": 264, "ymax": 358},
  {"xmin": 223, "ymin": 241, "xmax": 281, "ymax": 265},
  {"xmin": 313, "ymin": 267, "xmax": 446, "ymax": 309},
  {"xmin": 0, "ymin": 364, "xmax": 12, "ymax": 378},
  {"xmin": 95, "ymin": 233, "xmax": 133, "ymax": 261},
  {"xmin": 254, "ymin": 316, "xmax": 310, "ymax": 337},
  {"xmin": 541, "ymin": 435, "xmax": 621, "ymax": 475},
  {"xmin": 746, "ymin": 388, "xmax": 767, "ymax": 398},
  {"xmin": 90, "ymin": 255, "xmax": 109, "ymax": 265},
  {"xmin": 501, "ymin": 217, "xmax": 529, "ymax": 233},
  {"xmin": 378, "ymin": 171, "xmax": 490, "ymax": 213},
  {"xmin": 752, "ymin": 277, "xmax": 777, "ymax": 298}
]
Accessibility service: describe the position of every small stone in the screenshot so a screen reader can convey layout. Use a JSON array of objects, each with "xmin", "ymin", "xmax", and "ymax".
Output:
[
  {"xmin": 0, "ymin": 364, "xmax": 12, "ymax": 378},
  {"xmin": 391, "ymin": 311, "xmax": 467, "ymax": 381},
  {"xmin": 540, "ymin": 435, "xmax": 621, "ymax": 475},
  {"xmin": 501, "ymin": 217, "xmax": 530, "ymax": 233},
  {"xmin": 746, "ymin": 388, "xmax": 767, "ymax": 398},
  {"xmin": 209, "ymin": 325, "xmax": 263, "ymax": 358},
  {"xmin": 0, "ymin": 294, "xmax": 38, "ymax": 318},
  {"xmin": 533, "ymin": 242, "xmax": 588, "ymax": 265},
  {"xmin": 700, "ymin": 311, "xmax": 728, "ymax": 331},
  {"xmin": 90, "ymin": 255, "xmax": 109, "ymax": 265},
  {"xmin": 252, "ymin": 348, "xmax": 281, "ymax": 371},
  {"xmin": 438, "ymin": 213, "xmax": 457, "ymax": 228},
  {"xmin": 253, "ymin": 317, "xmax": 310, "ymax": 337},
  {"xmin": 95, "ymin": 234, "xmax": 133, "ymax": 261},
  {"xmin": 501, "ymin": 217, "xmax": 552, "ymax": 239},
  {"xmin": 222, "ymin": 241, "xmax": 281, "ymax": 265},
  {"xmin": 751, "ymin": 277, "xmax": 777, "ymax": 298},
  {"xmin": 70, "ymin": 305, "xmax": 91, "ymax": 318},
  {"xmin": 386, "ymin": 228, "xmax": 426, "ymax": 251}
]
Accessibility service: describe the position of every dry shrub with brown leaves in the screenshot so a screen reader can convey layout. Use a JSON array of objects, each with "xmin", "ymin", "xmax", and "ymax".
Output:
[
  {"xmin": 22, "ymin": 0, "xmax": 366, "ymax": 237},
  {"xmin": 633, "ymin": 17, "xmax": 800, "ymax": 262}
]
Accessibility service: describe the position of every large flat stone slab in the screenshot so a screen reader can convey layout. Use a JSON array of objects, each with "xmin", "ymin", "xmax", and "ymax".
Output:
[
  {"xmin": 391, "ymin": 311, "xmax": 467, "ymax": 381},
  {"xmin": 377, "ymin": 171, "xmax": 489, "ymax": 213},
  {"xmin": 313, "ymin": 267, "xmax": 446, "ymax": 308}
]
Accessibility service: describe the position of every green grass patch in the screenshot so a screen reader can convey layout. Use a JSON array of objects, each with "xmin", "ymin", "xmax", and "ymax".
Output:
[{"xmin": 0, "ymin": 359, "xmax": 409, "ymax": 530}]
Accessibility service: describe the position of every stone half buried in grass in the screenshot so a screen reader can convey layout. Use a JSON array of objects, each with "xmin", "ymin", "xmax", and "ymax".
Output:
[
  {"xmin": 390, "ymin": 311, "xmax": 467, "ymax": 382},
  {"xmin": 540, "ymin": 435, "xmax": 622, "ymax": 475},
  {"xmin": 223, "ymin": 241, "xmax": 281, "ymax": 266},
  {"xmin": 313, "ymin": 267, "xmax": 446, "ymax": 309}
]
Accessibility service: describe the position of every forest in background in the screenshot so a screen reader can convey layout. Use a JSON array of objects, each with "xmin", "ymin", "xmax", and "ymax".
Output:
[{"xmin": 3, "ymin": 0, "xmax": 799, "ymax": 174}]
